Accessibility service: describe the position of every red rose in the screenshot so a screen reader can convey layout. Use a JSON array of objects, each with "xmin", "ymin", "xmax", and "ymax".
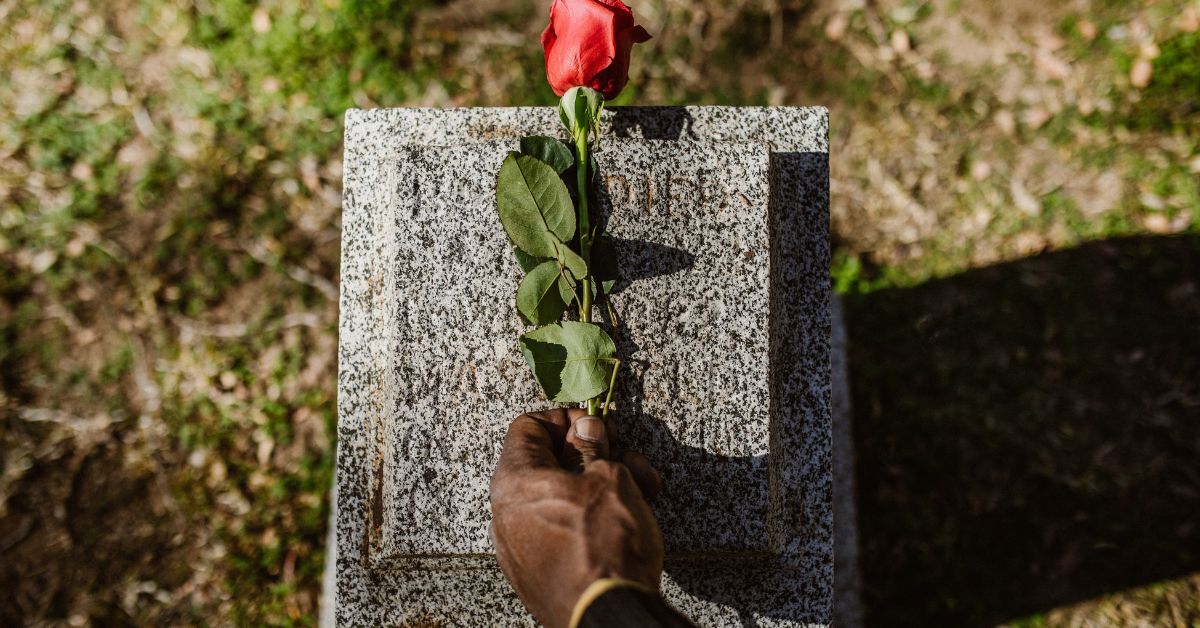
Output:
[{"xmin": 541, "ymin": 0, "xmax": 652, "ymax": 100}]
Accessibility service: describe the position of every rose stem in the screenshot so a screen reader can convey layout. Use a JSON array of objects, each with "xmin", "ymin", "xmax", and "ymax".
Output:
[
  {"xmin": 574, "ymin": 125, "xmax": 602, "ymax": 417},
  {"xmin": 601, "ymin": 358, "xmax": 621, "ymax": 418},
  {"xmin": 575, "ymin": 131, "xmax": 593, "ymax": 324}
]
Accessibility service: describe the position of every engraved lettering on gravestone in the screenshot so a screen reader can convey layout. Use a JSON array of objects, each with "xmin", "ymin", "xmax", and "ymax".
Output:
[
  {"xmin": 605, "ymin": 171, "xmax": 700, "ymax": 218},
  {"xmin": 607, "ymin": 168, "xmax": 728, "ymax": 222},
  {"xmin": 667, "ymin": 174, "xmax": 695, "ymax": 218},
  {"xmin": 605, "ymin": 173, "xmax": 632, "ymax": 211}
]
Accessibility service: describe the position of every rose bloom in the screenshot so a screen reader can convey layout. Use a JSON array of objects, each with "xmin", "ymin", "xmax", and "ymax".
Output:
[{"xmin": 541, "ymin": 0, "xmax": 652, "ymax": 100}]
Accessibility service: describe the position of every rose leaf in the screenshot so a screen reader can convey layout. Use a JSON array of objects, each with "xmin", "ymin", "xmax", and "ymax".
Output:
[
  {"xmin": 519, "ymin": 321, "xmax": 616, "ymax": 402},
  {"xmin": 496, "ymin": 152, "xmax": 576, "ymax": 257}
]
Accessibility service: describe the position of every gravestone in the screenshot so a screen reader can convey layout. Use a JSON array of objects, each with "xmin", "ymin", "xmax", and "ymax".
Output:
[{"xmin": 336, "ymin": 107, "xmax": 831, "ymax": 627}]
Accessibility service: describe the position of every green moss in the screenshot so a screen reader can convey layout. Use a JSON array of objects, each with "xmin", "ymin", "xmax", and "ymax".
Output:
[{"xmin": 1125, "ymin": 32, "xmax": 1200, "ymax": 132}]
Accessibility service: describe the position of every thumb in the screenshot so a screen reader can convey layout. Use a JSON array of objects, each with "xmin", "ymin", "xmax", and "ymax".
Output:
[{"xmin": 563, "ymin": 415, "xmax": 609, "ymax": 471}]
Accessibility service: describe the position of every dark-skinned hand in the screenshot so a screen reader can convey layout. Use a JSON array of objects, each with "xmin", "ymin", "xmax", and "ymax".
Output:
[{"xmin": 489, "ymin": 409, "xmax": 664, "ymax": 628}]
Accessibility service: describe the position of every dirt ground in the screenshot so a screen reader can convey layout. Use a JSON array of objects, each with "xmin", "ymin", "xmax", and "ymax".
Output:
[{"xmin": 1, "ymin": 0, "xmax": 1197, "ymax": 625}]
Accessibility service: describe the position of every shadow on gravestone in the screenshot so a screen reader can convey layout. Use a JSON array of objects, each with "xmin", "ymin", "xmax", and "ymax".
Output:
[
  {"xmin": 590, "ymin": 149, "xmax": 833, "ymax": 627},
  {"xmin": 601, "ymin": 237, "xmax": 696, "ymax": 292},
  {"xmin": 609, "ymin": 107, "xmax": 698, "ymax": 141},
  {"xmin": 595, "ymin": 214, "xmax": 766, "ymax": 561},
  {"xmin": 846, "ymin": 234, "xmax": 1200, "ymax": 626},
  {"xmin": 601, "ymin": 330, "xmax": 821, "ymax": 627}
]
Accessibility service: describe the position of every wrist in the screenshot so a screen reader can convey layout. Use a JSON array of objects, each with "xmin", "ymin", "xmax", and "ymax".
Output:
[
  {"xmin": 568, "ymin": 578, "xmax": 652, "ymax": 628},
  {"xmin": 570, "ymin": 578, "xmax": 695, "ymax": 628}
]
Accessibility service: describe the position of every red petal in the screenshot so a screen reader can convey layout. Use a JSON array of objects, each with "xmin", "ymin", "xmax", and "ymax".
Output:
[
  {"xmin": 540, "ymin": 22, "xmax": 557, "ymax": 55},
  {"xmin": 592, "ymin": 0, "xmax": 635, "ymax": 30},
  {"xmin": 544, "ymin": 0, "xmax": 619, "ymax": 93}
]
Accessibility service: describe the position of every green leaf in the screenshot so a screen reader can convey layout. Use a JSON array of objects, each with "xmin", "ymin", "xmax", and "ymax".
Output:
[
  {"xmin": 496, "ymin": 153, "xmax": 576, "ymax": 258},
  {"xmin": 558, "ymin": 86, "xmax": 604, "ymax": 136},
  {"xmin": 559, "ymin": 272, "xmax": 578, "ymax": 294},
  {"xmin": 558, "ymin": 245, "xmax": 587, "ymax": 279},
  {"xmin": 516, "ymin": 261, "xmax": 575, "ymax": 326},
  {"xmin": 519, "ymin": 136, "xmax": 574, "ymax": 174},
  {"xmin": 513, "ymin": 248, "xmax": 543, "ymax": 273},
  {"xmin": 519, "ymin": 321, "xmax": 617, "ymax": 402}
]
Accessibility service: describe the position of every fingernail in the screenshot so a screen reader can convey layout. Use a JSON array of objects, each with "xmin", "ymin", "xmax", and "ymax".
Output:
[{"xmin": 574, "ymin": 416, "xmax": 605, "ymax": 442}]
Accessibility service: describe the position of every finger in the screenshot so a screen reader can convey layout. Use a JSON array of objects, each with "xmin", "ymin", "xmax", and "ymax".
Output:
[
  {"xmin": 493, "ymin": 415, "xmax": 561, "ymax": 482},
  {"xmin": 562, "ymin": 415, "xmax": 609, "ymax": 471},
  {"xmin": 491, "ymin": 409, "xmax": 591, "ymax": 493},
  {"xmin": 618, "ymin": 450, "xmax": 662, "ymax": 500},
  {"xmin": 518, "ymin": 408, "xmax": 575, "ymax": 451}
]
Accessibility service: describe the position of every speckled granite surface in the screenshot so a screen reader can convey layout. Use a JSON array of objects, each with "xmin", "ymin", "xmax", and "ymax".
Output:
[{"xmin": 336, "ymin": 107, "xmax": 831, "ymax": 627}]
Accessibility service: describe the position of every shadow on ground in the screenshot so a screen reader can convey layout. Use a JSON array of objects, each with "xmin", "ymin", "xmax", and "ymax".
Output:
[{"xmin": 845, "ymin": 235, "xmax": 1200, "ymax": 626}]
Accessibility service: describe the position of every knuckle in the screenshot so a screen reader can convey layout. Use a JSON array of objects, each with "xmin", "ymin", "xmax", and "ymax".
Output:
[{"xmin": 587, "ymin": 459, "xmax": 624, "ymax": 484}]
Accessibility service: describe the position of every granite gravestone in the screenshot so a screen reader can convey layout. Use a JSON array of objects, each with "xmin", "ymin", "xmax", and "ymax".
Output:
[{"xmin": 336, "ymin": 107, "xmax": 831, "ymax": 627}]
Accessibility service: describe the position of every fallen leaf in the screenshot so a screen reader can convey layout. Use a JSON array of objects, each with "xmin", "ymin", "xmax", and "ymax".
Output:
[
  {"xmin": 1078, "ymin": 19, "xmax": 1098, "ymax": 41},
  {"xmin": 1035, "ymin": 50, "xmax": 1071, "ymax": 81},
  {"xmin": 825, "ymin": 13, "xmax": 848, "ymax": 41},
  {"xmin": 252, "ymin": 8, "xmax": 271, "ymax": 34},
  {"xmin": 30, "ymin": 250, "xmax": 58, "ymax": 274},
  {"xmin": 1013, "ymin": 231, "xmax": 1047, "ymax": 255},
  {"xmin": 1181, "ymin": 6, "xmax": 1199, "ymax": 33},
  {"xmin": 1011, "ymin": 178, "xmax": 1041, "ymax": 216},
  {"xmin": 1022, "ymin": 108, "xmax": 1052, "ymax": 130},
  {"xmin": 71, "ymin": 162, "xmax": 94, "ymax": 181},
  {"xmin": 1144, "ymin": 213, "xmax": 1171, "ymax": 233},
  {"xmin": 1130, "ymin": 59, "xmax": 1153, "ymax": 88},
  {"xmin": 1140, "ymin": 192, "xmax": 1166, "ymax": 211},
  {"xmin": 257, "ymin": 435, "xmax": 274, "ymax": 467},
  {"xmin": 995, "ymin": 109, "xmax": 1017, "ymax": 135}
]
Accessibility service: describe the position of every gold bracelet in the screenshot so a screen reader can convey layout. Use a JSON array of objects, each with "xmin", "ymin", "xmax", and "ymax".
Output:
[{"xmin": 567, "ymin": 578, "xmax": 652, "ymax": 628}]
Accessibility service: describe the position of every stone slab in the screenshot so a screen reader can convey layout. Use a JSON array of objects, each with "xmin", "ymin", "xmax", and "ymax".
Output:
[
  {"xmin": 371, "ymin": 140, "xmax": 772, "ymax": 562},
  {"xmin": 336, "ymin": 107, "xmax": 832, "ymax": 627}
]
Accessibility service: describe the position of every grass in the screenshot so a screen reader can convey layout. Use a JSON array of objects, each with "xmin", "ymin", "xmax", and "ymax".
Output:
[
  {"xmin": 1123, "ymin": 30, "xmax": 1200, "ymax": 130},
  {"xmin": 1, "ymin": 0, "xmax": 1198, "ymax": 625}
]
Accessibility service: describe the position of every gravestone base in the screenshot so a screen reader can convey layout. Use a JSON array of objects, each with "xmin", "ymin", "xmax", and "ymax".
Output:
[
  {"xmin": 832, "ymin": 295, "xmax": 865, "ymax": 628},
  {"xmin": 321, "ymin": 307, "xmax": 860, "ymax": 627},
  {"xmin": 335, "ymin": 107, "xmax": 832, "ymax": 627}
]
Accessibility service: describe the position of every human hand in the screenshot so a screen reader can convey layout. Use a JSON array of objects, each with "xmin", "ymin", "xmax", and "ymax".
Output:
[{"xmin": 489, "ymin": 408, "xmax": 664, "ymax": 628}]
